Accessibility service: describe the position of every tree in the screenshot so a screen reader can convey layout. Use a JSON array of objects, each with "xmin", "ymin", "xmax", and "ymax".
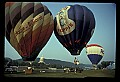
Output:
[
  {"xmin": 97, "ymin": 64, "xmax": 103, "ymax": 69},
  {"xmin": 4, "ymin": 57, "xmax": 13, "ymax": 67},
  {"xmin": 11, "ymin": 60, "xmax": 18, "ymax": 66},
  {"xmin": 101, "ymin": 61, "xmax": 110, "ymax": 68}
]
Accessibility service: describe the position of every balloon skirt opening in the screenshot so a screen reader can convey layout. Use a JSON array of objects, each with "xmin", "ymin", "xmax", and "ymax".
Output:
[
  {"xmin": 70, "ymin": 49, "xmax": 81, "ymax": 55},
  {"xmin": 22, "ymin": 56, "xmax": 36, "ymax": 61}
]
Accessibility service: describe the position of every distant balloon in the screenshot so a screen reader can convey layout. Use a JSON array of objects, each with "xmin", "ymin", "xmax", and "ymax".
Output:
[
  {"xmin": 38, "ymin": 55, "xmax": 44, "ymax": 64},
  {"xmin": 54, "ymin": 4, "xmax": 95, "ymax": 56},
  {"xmin": 5, "ymin": 2, "xmax": 54, "ymax": 61},
  {"xmin": 86, "ymin": 44, "xmax": 104, "ymax": 66}
]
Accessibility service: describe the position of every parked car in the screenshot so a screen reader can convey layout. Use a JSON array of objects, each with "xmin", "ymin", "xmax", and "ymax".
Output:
[
  {"xmin": 69, "ymin": 67, "xmax": 83, "ymax": 73},
  {"xmin": 5, "ymin": 67, "xmax": 17, "ymax": 73}
]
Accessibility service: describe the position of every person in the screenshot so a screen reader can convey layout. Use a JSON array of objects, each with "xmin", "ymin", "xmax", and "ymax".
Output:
[
  {"xmin": 74, "ymin": 57, "xmax": 79, "ymax": 73},
  {"xmin": 74, "ymin": 57, "xmax": 78, "ymax": 65}
]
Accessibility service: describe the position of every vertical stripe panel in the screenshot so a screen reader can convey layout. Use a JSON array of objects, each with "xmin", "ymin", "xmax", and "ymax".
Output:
[{"xmin": 21, "ymin": 2, "xmax": 34, "ymax": 57}]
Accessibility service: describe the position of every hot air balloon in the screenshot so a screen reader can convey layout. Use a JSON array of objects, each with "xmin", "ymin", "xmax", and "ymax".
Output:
[
  {"xmin": 54, "ymin": 4, "xmax": 95, "ymax": 56},
  {"xmin": 5, "ymin": 2, "xmax": 54, "ymax": 61},
  {"xmin": 86, "ymin": 44, "xmax": 104, "ymax": 68},
  {"xmin": 38, "ymin": 55, "xmax": 45, "ymax": 64}
]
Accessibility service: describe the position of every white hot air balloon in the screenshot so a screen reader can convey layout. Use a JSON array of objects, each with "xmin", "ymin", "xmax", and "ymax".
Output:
[{"xmin": 38, "ymin": 55, "xmax": 45, "ymax": 64}]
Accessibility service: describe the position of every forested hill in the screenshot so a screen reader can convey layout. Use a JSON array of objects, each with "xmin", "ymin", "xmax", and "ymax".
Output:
[{"xmin": 4, "ymin": 57, "xmax": 93, "ymax": 68}]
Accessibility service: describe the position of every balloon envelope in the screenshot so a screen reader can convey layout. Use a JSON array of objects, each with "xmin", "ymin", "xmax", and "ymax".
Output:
[
  {"xmin": 54, "ymin": 4, "xmax": 95, "ymax": 55},
  {"xmin": 5, "ymin": 2, "xmax": 54, "ymax": 61},
  {"xmin": 86, "ymin": 44, "xmax": 104, "ymax": 65}
]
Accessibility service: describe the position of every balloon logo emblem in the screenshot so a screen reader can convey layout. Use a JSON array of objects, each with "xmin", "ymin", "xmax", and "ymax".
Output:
[{"xmin": 54, "ymin": 4, "xmax": 96, "ymax": 55}]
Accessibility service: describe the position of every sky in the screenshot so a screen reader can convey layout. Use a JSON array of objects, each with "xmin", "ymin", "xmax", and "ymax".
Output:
[{"xmin": 4, "ymin": 2, "xmax": 116, "ymax": 64}]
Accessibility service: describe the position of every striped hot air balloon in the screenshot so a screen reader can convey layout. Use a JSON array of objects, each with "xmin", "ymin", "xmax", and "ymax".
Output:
[
  {"xmin": 5, "ymin": 2, "xmax": 54, "ymax": 61},
  {"xmin": 54, "ymin": 4, "xmax": 95, "ymax": 56},
  {"xmin": 86, "ymin": 44, "xmax": 104, "ymax": 67}
]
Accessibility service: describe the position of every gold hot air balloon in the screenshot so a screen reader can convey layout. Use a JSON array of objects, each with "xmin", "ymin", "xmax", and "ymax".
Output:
[{"xmin": 5, "ymin": 2, "xmax": 54, "ymax": 61}]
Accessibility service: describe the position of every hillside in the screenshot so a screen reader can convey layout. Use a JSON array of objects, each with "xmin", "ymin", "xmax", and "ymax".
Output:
[{"xmin": 4, "ymin": 57, "xmax": 93, "ymax": 68}]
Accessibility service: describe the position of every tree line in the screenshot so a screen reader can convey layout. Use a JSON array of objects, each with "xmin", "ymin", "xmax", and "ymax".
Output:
[{"xmin": 4, "ymin": 57, "xmax": 115, "ymax": 69}]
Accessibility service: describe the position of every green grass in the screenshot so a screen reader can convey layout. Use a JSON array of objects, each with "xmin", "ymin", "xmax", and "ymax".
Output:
[{"xmin": 4, "ymin": 69, "xmax": 115, "ymax": 78}]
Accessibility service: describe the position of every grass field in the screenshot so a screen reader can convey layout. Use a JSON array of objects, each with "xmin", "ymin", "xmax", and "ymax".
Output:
[{"xmin": 4, "ymin": 69, "xmax": 115, "ymax": 78}]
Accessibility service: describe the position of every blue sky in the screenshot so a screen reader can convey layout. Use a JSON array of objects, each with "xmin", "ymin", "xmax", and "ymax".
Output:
[{"xmin": 5, "ymin": 2, "xmax": 116, "ymax": 64}]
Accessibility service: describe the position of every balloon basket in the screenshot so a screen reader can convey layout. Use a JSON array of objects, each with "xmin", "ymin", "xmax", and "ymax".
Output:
[{"xmin": 24, "ymin": 67, "xmax": 33, "ymax": 74}]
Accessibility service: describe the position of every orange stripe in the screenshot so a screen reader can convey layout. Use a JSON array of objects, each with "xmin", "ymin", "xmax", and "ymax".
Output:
[
  {"xmin": 23, "ymin": 30, "xmax": 32, "ymax": 56},
  {"xmin": 37, "ymin": 29, "xmax": 48, "ymax": 43},
  {"xmin": 18, "ymin": 37, "xmax": 28, "ymax": 57},
  {"xmin": 31, "ymin": 26, "xmax": 42, "ymax": 53}
]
